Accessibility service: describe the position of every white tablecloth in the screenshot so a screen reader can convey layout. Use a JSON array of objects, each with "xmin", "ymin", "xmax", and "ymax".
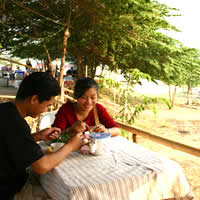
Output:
[{"xmin": 40, "ymin": 136, "xmax": 193, "ymax": 200}]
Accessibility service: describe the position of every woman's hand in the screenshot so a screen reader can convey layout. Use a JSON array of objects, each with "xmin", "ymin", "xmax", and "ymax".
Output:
[
  {"xmin": 70, "ymin": 120, "xmax": 86, "ymax": 134},
  {"xmin": 33, "ymin": 127, "xmax": 61, "ymax": 142},
  {"xmin": 92, "ymin": 124, "xmax": 107, "ymax": 133}
]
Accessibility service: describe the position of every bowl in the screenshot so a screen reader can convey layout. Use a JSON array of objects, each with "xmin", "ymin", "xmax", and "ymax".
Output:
[{"xmin": 50, "ymin": 142, "xmax": 65, "ymax": 152}]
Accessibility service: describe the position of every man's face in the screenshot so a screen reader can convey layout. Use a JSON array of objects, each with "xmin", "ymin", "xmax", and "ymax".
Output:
[{"xmin": 28, "ymin": 96, "xmax": 55, "ymax": 118}]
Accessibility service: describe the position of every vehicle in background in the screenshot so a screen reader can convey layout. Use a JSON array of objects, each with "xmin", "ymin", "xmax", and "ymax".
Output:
[
  {"xmin": 2, "ymin": 71, "xmax": 10, "ymax": 79},
  {"xmin": 14, "ymin": 69, "xmax": 25, "ymax": 80}
]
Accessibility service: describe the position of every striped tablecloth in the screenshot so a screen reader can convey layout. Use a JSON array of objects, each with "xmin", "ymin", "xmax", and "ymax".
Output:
[{"xmin": 40, "ymin": 136, "xmax": 193, "ymax": 200}]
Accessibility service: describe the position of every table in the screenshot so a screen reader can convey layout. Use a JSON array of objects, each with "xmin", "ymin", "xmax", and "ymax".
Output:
[{"xmin": 40, "ymin": 136, "xmax": 193, "ymax": 200}]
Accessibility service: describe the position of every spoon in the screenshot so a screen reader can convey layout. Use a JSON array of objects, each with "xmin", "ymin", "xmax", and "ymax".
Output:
[{"xmin": 84, "ymin": 123, "xmax": 94, "ymax": 133}]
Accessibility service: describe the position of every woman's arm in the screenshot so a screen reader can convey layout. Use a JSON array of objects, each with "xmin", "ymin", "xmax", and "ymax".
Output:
[
  {"xmin": 106, "ymin": 127, "xmax": 121, "ymax": 136},
  {"xmin": 95, "ymin": 103, "xmax": 121, "ymax": 136},
  {"xmin": 92, "ymin": 124, "xmax": 120, "ymax": 136}
]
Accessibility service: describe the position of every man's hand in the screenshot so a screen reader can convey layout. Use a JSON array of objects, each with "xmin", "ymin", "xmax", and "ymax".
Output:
[
  {"xmin": 67, "ymin": 133, "xmax": 84, "ymax": 152},
  {"xmin": 33, "ymin": 127, "xmax": 61, "ymax": 142}
]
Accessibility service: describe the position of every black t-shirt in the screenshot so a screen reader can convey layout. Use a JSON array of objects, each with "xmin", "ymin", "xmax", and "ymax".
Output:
[{"xmin": 0, "ymin": 102, "xmax": 44, "ymax": 199}]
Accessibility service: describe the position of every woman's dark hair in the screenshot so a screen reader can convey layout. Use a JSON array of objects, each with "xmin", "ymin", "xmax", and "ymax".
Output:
[
  {"xmin": 74, "ymin": 77, "xmax": 98, "ymax": 99},
  {"xmin": 16, "ymin": 72, "xmax": 61, "ymax": 103}
]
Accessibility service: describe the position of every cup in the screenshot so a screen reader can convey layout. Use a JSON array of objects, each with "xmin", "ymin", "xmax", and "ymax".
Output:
[{"xmin": 89, "ymin": 133, "xmax": 111, "ymax": 156}]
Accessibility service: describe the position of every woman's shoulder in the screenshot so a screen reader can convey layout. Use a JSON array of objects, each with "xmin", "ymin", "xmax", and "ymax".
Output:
[
  {"xmin": 95, "ymin": 103, "xmax": 106, "ymax": 112},
  {"xmin": 96, "ymin": 102, "xmax": 104, "ymax": 108}
]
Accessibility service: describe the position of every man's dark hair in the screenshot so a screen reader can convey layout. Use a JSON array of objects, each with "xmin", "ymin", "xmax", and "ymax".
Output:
[
  {"xmin": 74, "ymin": 77, "xmax": 98, "ymax": 99},
  {"xmin": 66, "ymin": 69, "xmax": 72, "ymax": 76},
  {"xmin": 16, "ymin": 72, "xmax": 61, "ymax": 103}
]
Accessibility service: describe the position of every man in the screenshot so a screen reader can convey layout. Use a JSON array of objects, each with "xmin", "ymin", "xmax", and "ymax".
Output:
[
  {"xmin": 0, "ymin": 72, "xmax": 83, "ymax": 199},
  {"xmin": 46, "ymin": 69, "xmax": 52, "ymax": 76}
]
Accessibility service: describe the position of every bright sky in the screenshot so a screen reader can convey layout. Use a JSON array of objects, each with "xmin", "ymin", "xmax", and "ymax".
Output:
[{"xmin": 158, "ymin": 0, "xmax": 200, "ymax": 49}]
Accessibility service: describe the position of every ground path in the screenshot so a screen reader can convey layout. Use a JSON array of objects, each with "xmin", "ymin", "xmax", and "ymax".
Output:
[
  {"xmin": 0, "ymin": 86, "xmax": 17, "ymax": 96},
  {"xmin": 134, "ymin": 105, "xmax": 200, "ymax": 199}
]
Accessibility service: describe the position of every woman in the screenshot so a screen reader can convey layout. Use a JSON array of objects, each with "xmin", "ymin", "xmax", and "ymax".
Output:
[{"xmin": 52, "ymin": 77, "xmax": 120, "ymax": 136}]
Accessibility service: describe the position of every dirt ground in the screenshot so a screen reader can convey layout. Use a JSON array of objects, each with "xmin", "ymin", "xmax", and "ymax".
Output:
[
  {"xmin": 1, "ymin": 86, "xmax": 199, "ymax": 199},
  {"xmin": 134, "ymin": 105, "xmax": 200, "ymax": 200}
]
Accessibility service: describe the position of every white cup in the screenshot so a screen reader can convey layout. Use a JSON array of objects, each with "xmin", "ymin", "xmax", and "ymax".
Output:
[{"xmin": 89, "ymin": 133, "xmax": 111, "ymax": 156}]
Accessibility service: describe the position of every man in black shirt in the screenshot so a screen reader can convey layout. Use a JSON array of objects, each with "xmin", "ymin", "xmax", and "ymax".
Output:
[{"xmin": 0, "ymin": 72, "xmax": 83, "ymax": 199}]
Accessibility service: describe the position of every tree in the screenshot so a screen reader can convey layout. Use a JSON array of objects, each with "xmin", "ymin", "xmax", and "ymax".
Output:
[
  {"xmin": 1, "ymin": 0, "xmax": 184, "ymax": 86},
  {"xmin": 180, "ymin": 47, "xmax": 200, "ymax": 105}
]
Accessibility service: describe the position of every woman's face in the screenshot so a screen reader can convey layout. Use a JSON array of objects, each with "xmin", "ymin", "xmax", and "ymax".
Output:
[{"xmin": 77, "ymin": 87, "xmax": 98, "ymax": 112}]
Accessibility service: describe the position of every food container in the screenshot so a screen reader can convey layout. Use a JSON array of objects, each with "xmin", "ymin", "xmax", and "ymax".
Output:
[
  {"xmin": 89, "ymin": 133, "xmax": 111, "ymax": 156},
  {"xmin": 50, "ymin": 142, "xmax": 65, "ymax": 152}
]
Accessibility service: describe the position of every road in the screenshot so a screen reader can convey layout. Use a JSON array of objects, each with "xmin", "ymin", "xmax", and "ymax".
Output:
[{"xmin": 0, "ymin": 86, "xmax": 17, "ymax": 96}]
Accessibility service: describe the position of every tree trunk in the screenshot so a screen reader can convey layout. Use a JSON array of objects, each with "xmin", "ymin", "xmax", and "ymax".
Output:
[
  {"xmin": 186, "ymin": 86, "xmax": 191, "ymax": 105},
  {"xmin": 59, "ymin": 27, "xmax": 70, "ymax": 100},
  {"xmin": 168, "ymin": 85, "xmax": 172, "ymax": 104},
  {"xmin": 171, "ymin": 86, "xmax": 177, "ymax": 107},
  {"xmin": 91, "ymin": 65, "xmax": 97, "ymax": 78},
  {"xmin": 76, "ymin": 55, "xmax": 81, "ymax": 79},
  {"xmin": 89, "ymin": 65, "xmax": 97, "ymax": 79},
  {"xmin": 59, "ymin": 1, "xmax": 72, "ymax": 100},
  {"xmin": 100, "ymin": 65, "xmax": 105, "ymax": 77},
  {"xmin": 42, "ymin": 60, "xmax": 45, "ymax": 72},
  {"xmin": 76, "ymin": 55, "xmax": 85, "ymax": 79},
  {"xmin": 43, "ymin": 44, "xmax": 53, "ymax": 75},
  {"xmin": 2, "ymin": 0, "xmax": 6, "ymax": 11}
]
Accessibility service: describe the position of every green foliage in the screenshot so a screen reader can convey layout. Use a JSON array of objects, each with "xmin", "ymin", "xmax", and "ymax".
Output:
[
  {"xmin": 1, "ymin": 0, "xmax": 186, "ymax": 80},
  {"xmin": 53, "ymin": 131, "xmax": 71, "ymax": 143},
  {"xmin": 120, "ymin": 129, "xmax": 132, "ymax": 140},
  {"xmin": 151, "ymin": 105, "xmax": 158, "ymax": 115},
  {"xmin": 2, "ymin": 0, "xmax": 200, "ymax": 92},
  {"xmin": 98, "ymin": 75, "xmax": 171, "ymax": 126},
  {"xmin": 119, "ymin": 95, "xmax": 160, "ymax": 124},
  {"xmin": 160, "ymin": 97, "xmax": 172, "ymax": 110}
]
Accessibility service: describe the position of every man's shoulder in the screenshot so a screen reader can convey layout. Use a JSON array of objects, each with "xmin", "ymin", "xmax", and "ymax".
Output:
[
  {"xmin": 0, "ymin": 102, "xmax": 13, "ymax": 111},
  {"xmin": 0, "ymin": 102, "xmax": 26, "ymax": 125}
]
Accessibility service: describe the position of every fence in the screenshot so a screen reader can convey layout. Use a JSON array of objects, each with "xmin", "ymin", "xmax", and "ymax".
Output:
[
  {"xmin": 1, "ymin": 93, "xmax": 200, "ymax": 157},
  {"xmin": 55, "ymin": 91, "xmax": 200, "ymax": 157}
]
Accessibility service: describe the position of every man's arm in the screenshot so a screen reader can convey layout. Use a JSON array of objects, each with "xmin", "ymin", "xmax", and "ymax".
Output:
[{"xmin": 31, "ymin": 133, "xmax": 83, "ymax": 174}]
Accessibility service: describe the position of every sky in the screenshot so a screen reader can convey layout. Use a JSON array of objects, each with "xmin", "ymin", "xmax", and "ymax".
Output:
[
  {"xmin": 134, "ymin": 0, "xmax": 200, "ymax": 95},
  {"xmin": 158, "ymin": 0, "xmax": 200, "ymax": 49}
]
